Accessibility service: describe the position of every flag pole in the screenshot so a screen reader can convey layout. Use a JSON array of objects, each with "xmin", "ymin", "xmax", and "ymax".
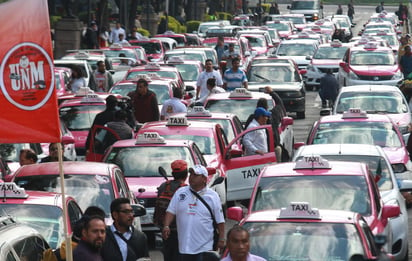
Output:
[{"xmin": 57, "ymin": 142, "xmax": 73, "ymax": 261}]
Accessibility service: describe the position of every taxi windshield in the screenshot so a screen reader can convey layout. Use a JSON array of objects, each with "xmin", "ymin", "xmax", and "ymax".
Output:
[
  {"xmin": 291, "ymin": 0, "xmax": 317, "ymax": 9},
  {"xmin": 150, "ymin": 84, "xmax": 171, "ymax": 104},
  {"xmin": 110, "ymin": 84, "xmax": 135, "ymax": 97},
  {"xmin": 188, "ymin": 118, "xmax": 235, "ymax": 141},
  {"xmin": 60, "ymin": 105, "xmax": 105, "ymax": 131},
  {"xmin": 102, "ymin": 49, "xmax": 135, "ymax": 58},
  {"xmin": 126, "ymin": 70, "xmax": 176, "ymax": 80},
  {"xmin": 283, "ymin": 16, "xmax": 306, "ymax": 25},
  {"xmin": 313, "ymin": 46, "xmax": 349, "ymax": 59},
  {"xmin": 295, "ymin": 155, "xmax": 393, "ymax": 191},
  {"xmin": 171, "ymin": 64, "xmax": 200, "ymax": 81},
  {"xmin": 105, "ymin": 146, "xmax": 194, "ymax": 177},
  {"xmin": 350, "ymin": 51, "xmax": 395, "ymax": 65},
  {"xmin": 166, "ymin": 53, "xmax": 205, "ymax": 63},
  {"xmin": 248, "ymin": 65, "xmax": 298, "ymax": 83},
  {"xmin": 336, "ymin": 92, "xmax": 408, "ymax": 114},
  {"xmin": 243, "ymin": 222, "xmax": 365, "ymax": 261},
  {"xmin": 14, "ymin": 175, "xmax": 115, "ymax": 216},
  {"xmin": 312, "ymin": 121, "xmax": 402, "ymax": 147},
  {"xmin": 252, "ymin": 175, "xmax": 371, "ymax": 215},
  {"xmin": 245, "ymin": 36, "xmax": 266, "ymax": 48},
  {"xmin": 130, "ymin": 42, "xmax": 162, "ymax": 54},
  {"xmin": 0, "ymin": 204, "xmax": 64, "ymax": 249},
  {"xmin": 161, "ymin": 134, "xmax": 217, "ymax": 155},
  {"xmin": 267, "ymin": 23, "xmax": 289, "ymax": 31},
  {"xmin": 276, "ymin": 43, "xmax": 316, "ymax": 56},
  {"xmin": 205, "ymin": 99, "xmax": 274, "ymax": 124}
]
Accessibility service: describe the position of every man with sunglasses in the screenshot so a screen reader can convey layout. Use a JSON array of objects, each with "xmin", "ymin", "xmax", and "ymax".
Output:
[{"xmin": 101, "ymin": 198, "xmax": 149, "ymax": 261}]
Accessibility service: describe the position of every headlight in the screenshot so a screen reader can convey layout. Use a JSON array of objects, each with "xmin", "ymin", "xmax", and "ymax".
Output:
[
  {"xmin": 392, "ymin": 163, "xmax": 407, "ymax": 173},
  {"xmin": 348, "ymin": 70, "xmax": 359, "ymax": 80},
  {"xmin": 392, "ymin": 70, "xmax": 403, "ymax": 80}
]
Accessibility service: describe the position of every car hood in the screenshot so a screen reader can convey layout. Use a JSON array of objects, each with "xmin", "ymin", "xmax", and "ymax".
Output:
[
  {"xmin": 312, "ymin": 59, "xmax": 341, "ymax": 66},
  {"xmin": 382, "ymin": 146, "xmax": 409, "ymax": 165},
  {"xmin": 349, "ymin": 65, "xmax": 400, "ymax": 75},
  {"xmin": 126, "ymin": 176, "xmax": 166, "ymax": 199},
  {"xmin": 248, "ymin": 82, "xmax": 303, "ymax": 92}
]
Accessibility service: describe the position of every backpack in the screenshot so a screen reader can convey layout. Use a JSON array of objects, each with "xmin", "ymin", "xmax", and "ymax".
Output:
[{"xmin": 153, "ymin": 181, "xmax": 187, "ymax": 227}]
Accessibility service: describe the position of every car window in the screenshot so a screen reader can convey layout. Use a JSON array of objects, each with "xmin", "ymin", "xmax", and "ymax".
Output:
[
  {"xmin": 68, "ymin": 200, "xmax": 83, "ymax": 226},
  {"xmin": 14, "ymin": 236, "xmax": 48, "ymax": 261},
  {"xmin": 252, "ymin": 175, "xmax": 371, "ymax": 215}
]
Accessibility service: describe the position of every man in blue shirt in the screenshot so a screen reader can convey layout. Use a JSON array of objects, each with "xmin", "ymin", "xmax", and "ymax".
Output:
[{"xmin": 223, "ymin": 57, "xmax": 248, "ymax": 91}]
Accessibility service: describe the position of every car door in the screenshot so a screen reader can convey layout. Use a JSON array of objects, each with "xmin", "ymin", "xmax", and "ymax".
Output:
[
  {"xmin": 86, "ymin": 125, "xmax": 121, "ymax": 162},
  {"xmin": 222, "ymin": 125, "xmax": 276, "ymax": 202}
]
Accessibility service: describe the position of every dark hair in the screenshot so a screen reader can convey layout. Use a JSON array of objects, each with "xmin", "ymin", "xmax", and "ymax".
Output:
[
  {"xmin": 110, "ymin": 197, "xmax": 130, "ymax": 213},
  {"xmin": 97, "ymin": 60, "xmax": 105, "ymax": 67},
  {"xmin": 218, "ymin": 36, "xmax": 224, "ymax": 41},
  {"xmin": 84, "ymin": 206, "xmax": 106, "ymax": 219},
  {"xmin": 173, "ymin": 87, "xmax": 183, "ymax": 99},
  {"xmin": 83, "ymin": 215, "xmax": 105, "ymax": 230},
  {"xmin": 106, "ymin": 95, "xmax": 118, "ymax": 109},
  {"xmin": 232, "ymin": 57, "xmax": 240, "ymax": 64},
  {"xmin": 172, "ymin": 169, "xmax": 188, "ymax": 180},
  {"xmin": 256, "ymin": 98, "xmax": 268, "ymax": 109},
  {"xmin": 137, "ymin": 78, "xmax": 149, "ymax": 87},
  {"xmin": 20, "ymin": 149, "xmax": 38, "ymax": 163},
  {"xmin": 49, "ymin": 142, "xmax": 63, "ymax": 150},
  {"xmin": 205, "ymin": 59, "xmax": 213, "ymax": 64},
  {"xmin": 207, "ymin": 78, "xmax": 216, "ymax": 87},
  {"xmin": 119, "ymin": 53, "xmax": 126, "ymax": 57},
  {"xmin": 71, "ymin": 65, "xmax": 83, "ymax": 78},
  {"xmin": 227, "ymin": 224, "xmax": 249, "ymax": 241}
]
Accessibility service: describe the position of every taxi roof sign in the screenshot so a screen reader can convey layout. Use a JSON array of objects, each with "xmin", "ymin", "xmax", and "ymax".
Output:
[
  {"xmin": 167, "ymin": 56, "xmax": 185, "ymax": 64},
  {"xmin": 294, "ymin": 155, "xmax": 331, "ymax": 170},
  {"xmin": 110, "ymin": 43, "xmax": 123, "ymax": 49},
  {"xmin": 330, "ymin": 39, "xmax": 342, "ymax": 47},
  {"xmin": 278, "ymin": 202, "xmax": 320, "ymax": 219},
  {"xmin": 229, "ymin": 88, "xmax": 252, "ymax": 98},
  {"xmin": 81, "ymin": 93, "xmax": 105, "ymax": 103},
  {"xmin": 135, "ymin": 132, "xmax": 166, "ymax": 144},
  {"xmin": 342, "ymin": 108, "xmax": 368, "ymax": 119},
  {"xmin": 0, "ymin": 183, "xmax": 28, "ymax": 199},
  {"xmin": 75, "ymin": 87, "xmax": 94, "ymax": 96},
  {"xmin": 145, "ymin": 62, "xmax": 161, "ymax": 70},
  {"xmin": 167, "ymin": 116, "xmax": 189, "ymax": 126},
  {"xmin": 187, "ymin": 106, "xmax": 211, "ymax": 117},
  {"xmin": 363, "ymin": 42, "xmax": 378, "ymax": 50}
]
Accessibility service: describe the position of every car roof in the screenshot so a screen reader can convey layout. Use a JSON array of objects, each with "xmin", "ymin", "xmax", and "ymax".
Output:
[
  {"xmin": 111, "ymin": 138, "xmax": 195, "ymax": 148},
  {"xmin": 260, "ymin": 160, "xmax": 369, "ymax": 177},
  {"xmin": 295, "ymin": 144, "xmax": 383, "ymax": 158},
  {"xmin": 205, "ymin": 91, "xmax": 273, "ymax": 100},
  {"xmin": 243, "ymin": 209, "xmax": 360, "ymax": 223},
  {"xmin": 319, "ymin": 113, "xmax": 392, "ymax": 123},
  {"xmin": 0, "ymin": 189, "xmax": 71, "ymax": 208},
  {"xmin": 339, "ymin": 85, "xmax": 402, "ymax": 93},
  {"xmin": 14, "ymin": 162, "xmax": 116, "ymax": 177}
]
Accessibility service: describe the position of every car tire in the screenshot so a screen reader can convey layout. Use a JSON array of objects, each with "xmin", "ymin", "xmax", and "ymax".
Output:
[{"xmin": 296, "ymin": 111, "xmax": 305, "ymax": 119}]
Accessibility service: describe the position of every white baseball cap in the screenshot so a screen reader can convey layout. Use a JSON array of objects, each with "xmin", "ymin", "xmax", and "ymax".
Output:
[{"xmin": 189, "ymin": 165, "xmax": 208, "ymax": 177}]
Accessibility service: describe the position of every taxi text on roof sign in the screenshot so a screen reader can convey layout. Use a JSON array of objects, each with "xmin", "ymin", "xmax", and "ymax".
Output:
[
  {"xmin": 294, "ymin": 155, "xmax": 331, "ymax": 169},
  {"xmin": 81, "ymin": 93, "xmax": 105, "ymax": 103},
  {"xmin": 0, "ymin": 182, "xmax": 28, "ymax": 199},
  {"xmin": 229, "ymin": 88, "xmax": 252, "ymax": 98},
  {"xmin": 135, "ymin": 132, "xmax": 166, "ymax": 144},
  {"xmin": 187, "ymin": 106, "xmax": 211, "ymax": 117},
  {"xmin": 278, "ymin": 202, "xmax": 320, "ymax": 219},
  {"xmin": 167, "ymin": 116, "xmax": 189, "ymax": 126},
  {"xmin": 145, "ymin": 62, "xmax": 161, "ymax": 70},
  {"xmin": 168, "ymin": 56, "xmax": 184, "ymax": 64},
  {"xmin": 342, "ymin": 108, "xmax": 368, "ymax": 119}
]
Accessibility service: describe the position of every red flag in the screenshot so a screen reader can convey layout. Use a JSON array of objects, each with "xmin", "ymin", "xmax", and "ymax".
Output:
[{"xmin": 0, "ymin": 0, "xmax": 60, "ymax": 143}]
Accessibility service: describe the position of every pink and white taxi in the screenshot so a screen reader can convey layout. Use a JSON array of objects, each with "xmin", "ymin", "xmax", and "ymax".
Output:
[
  {"xmin": 245, "ymin": 156, "xmax": 401, "ymax": 253},
  {"xmin": 338, "ymin": 42, "xmax": 402, "ymax": 87}
]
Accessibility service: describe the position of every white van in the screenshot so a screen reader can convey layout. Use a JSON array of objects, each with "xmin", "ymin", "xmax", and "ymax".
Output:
[{"xmin": 287, "ymin": 0, "xmax": 323, "ymax": 21}]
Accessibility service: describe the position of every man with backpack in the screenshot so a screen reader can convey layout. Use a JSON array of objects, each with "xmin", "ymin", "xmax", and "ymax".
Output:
[{"xmin": 153, "ymin": 160, "xmax": 189, "ymax": 261}]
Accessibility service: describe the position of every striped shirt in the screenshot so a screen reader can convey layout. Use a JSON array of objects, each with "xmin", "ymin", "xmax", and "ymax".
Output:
[{"xmin": 223, "ymin": 68, "xmax": 247, "ymax": 91}]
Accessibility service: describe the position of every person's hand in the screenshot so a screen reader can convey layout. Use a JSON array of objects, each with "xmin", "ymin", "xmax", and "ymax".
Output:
[
  {"xmin": 162, "ymin": 226, "xmax": 170, "ymax": 240},
  {"xmin": 255, "ymin": 150, "xmax": 265, "ymax": 155},
  {"xmin": 217, "ymin": 239, "xmax": 225, "ymax": 251}
]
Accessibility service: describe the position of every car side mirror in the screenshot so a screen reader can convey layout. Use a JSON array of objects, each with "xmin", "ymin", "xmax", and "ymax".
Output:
[
  {"xmin": 281, "ymin": 116, "xmax": 293, "ymax": 126},
  {"xmin": 61, "ymin": 135, "xmax": 75, "ymax": 145},
  {"xmin": 227, "ymin": 206, "xmax": 243, "ymax": 221},
  {"xmin": 131, "ymin": 203, "xmax": 146, "ymax": 217},
  {"xmin": 227, "ymin": 148, "xmax": 243, "ymax": 159}
]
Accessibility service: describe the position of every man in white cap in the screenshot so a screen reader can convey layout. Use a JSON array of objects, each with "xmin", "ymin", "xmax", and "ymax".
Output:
[{"xmin": 162, "ymin": 165, "xmax": 225, "ymax": 261}]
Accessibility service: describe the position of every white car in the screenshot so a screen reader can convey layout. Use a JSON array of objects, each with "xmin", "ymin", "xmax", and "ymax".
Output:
[{"xmin": 293, "ymin": 144, "xmax": 412, "ymax": 261}]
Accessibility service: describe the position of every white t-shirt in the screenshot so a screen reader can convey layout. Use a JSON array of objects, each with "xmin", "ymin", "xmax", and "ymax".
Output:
[
  {"xmin": 160, "ymin": 97, "xmax": 187, "ymax": 119},
  {"xmin": 110, "ymin": 27, "xmax": 126, "ymax": 43},
  {"xmin": 167, "ymin": 186, "xmax": 224, "ymax": 254},
  {"xmin": 196, "ymin": 70, "xmax": 223, "ymax": 100},
  {"xmin": 243, "ymin": 119, "xmax": 268, "ymax": 155},
  {"xmin": 70, "ymin": 78, "xmax": 87, "ymax": 93}
]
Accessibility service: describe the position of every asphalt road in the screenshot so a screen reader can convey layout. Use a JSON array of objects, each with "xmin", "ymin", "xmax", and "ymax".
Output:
[{"xmin": 148, "ymin": 4, "xmax": 410, "ymax": 260}]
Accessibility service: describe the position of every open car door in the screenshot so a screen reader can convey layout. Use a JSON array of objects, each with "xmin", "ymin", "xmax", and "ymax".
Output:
[
  {"xmin": 85, "ymin": 125, "xmax": 120, "ymax": 162},
  {"xmin": 222, "ymin": 124, "xmax": 277, "ymax": 202}
]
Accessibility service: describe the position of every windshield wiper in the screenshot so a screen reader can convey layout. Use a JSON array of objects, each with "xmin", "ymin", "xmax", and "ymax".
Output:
[{"xmin": 253, "ymin": 74, "xmax": 271, "ymax": 82}]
